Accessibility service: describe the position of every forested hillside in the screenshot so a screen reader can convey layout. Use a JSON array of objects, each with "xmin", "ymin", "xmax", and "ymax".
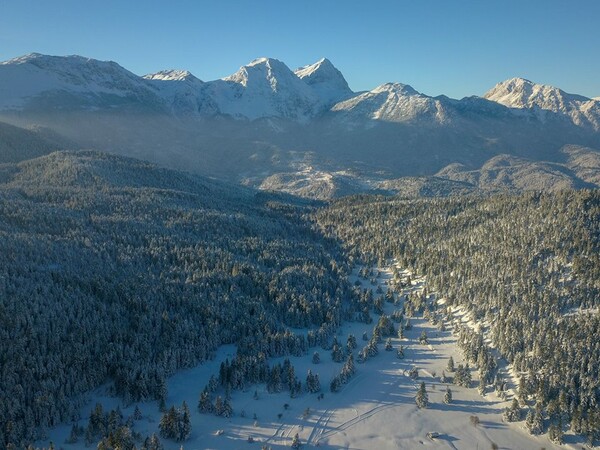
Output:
[
  {"xmin": 0, "ymin": 151, "xmax": 355, "ymax": 447},
  {"xmin": 315, "ymin": 191, "xmax": 600, "ymax": 444}
]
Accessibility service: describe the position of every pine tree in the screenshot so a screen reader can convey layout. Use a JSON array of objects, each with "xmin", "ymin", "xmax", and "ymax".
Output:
[
  {"xmin": 222, "ymin": 397, "xmax": 233, "ymax": 418},
  {"xmin": 503, "ymin": 398, "xmax": 521, "ymax": 422},
  {"xmin": 198, "ymin": 389, "xmax": 213, "ymax": 413},
  {"xmin": 330, "ymin": 376, "xmax": 341, "ymax": 393},
  {"xmin": 313, "ymin": 373, "xmax": 321, "ymax": 393},
  {"xmin": 444, "ymin": 387, "xmax": 452, "ymax": 404},
  {"xmin": 525, "ymin": 408, "xmax": 535, "ymax": 433},
  {"xmin": 306, "ymin": 370, "xmax": 321, "ymax": 394},
  {"xmin": 214, "ymin": 396, "xmax": 224, "ymax": 416},
  {"xmin": 396, "ymin": 346, "xmax": 404, "ymax": 359},
  {"xmin": 525, "ymin": 403, "xmax": 544, "ymax": 435},
  {"xmin": 517, "ymin": 375, "xmax": 528, "ymax": 406},
  {"xmin": 312, "ymin": 351, "xmax": 320, "ymax": 364},
  {"xmin": 144, "ymin": 433, "xmax": 163, "ymax": 450},
  {"xmin": 341, "ymin": 354, "xmax": 355, "ymax": 381},
  {"xmin": 134, "ymin": 405, "xmax": 143, "ymax": 421},
  {"xmin": 397, "ymin": 325, "xmax": 404, "ymax": 339},
  {"xmin": 478, "ymin": 377, "xmax": 486, "ymax": 396},
  {"xmin": 331, "ymin": 344, "xmax": 344, "ymax": 363},
  {"xmin": 66, "ymin": 424, "xmax": 79, "ymax": 444},
  {"xmin": 447, "ymin": 356, "xmax": 455, "ymax": 372},
  {"xmin": 159, "ymin": 406, "xmax": 178, "ymax": 440},
  {"xmin": 548, "ymin": 421, "xmax": 563, "ymax": 444},
  {"xmin": 416, "ymin": 382, "xmax": 428, "ymax": 408},
  {"xmin": 385, "ymin": 338, "xmax": 393, "ymax": 351},
  {"xmin": 179, "ymin": 401, "xmax": 191, "ymax": 441}
]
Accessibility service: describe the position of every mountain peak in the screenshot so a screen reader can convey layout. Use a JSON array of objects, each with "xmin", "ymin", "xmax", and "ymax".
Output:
[
  {"xmin": 295, "ymin": 58, "xmax": 353, "ymax": 105},
  {"xmin": 1, "ymin": 52, "xmax": 44, "ymax": 65},
  {"xmin": 0, "ymin": 52, "xmax": 156, "ymax": 111},
  {"xmin": 372, "ymin": 82, "xmax": 419, "ymax": 96},
  {"xmin": 246, "ymin": 57, "xmax": 285, "ymax": 67},
  {"xmin": 485, "ymin": 77, "xmax": 598, "ymax": 130},
  {"xmin": 223, "ymin": 57, "xmax": 295, "ymax": 87},
  {"xmin": 211, "ymin": 57, "xmax": 320, "ymax": 121},
  {"xmin": 484, "ymin": 77, "xmax": 590, "ymax": 105},
  {"xmin": 143, "ymin": 69, "xmax": 201, "ymax": 83}
]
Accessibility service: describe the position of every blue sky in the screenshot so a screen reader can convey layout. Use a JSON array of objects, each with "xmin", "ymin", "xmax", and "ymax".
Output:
[{"xmin": 1, "ymin": 0, "xmax": 599, "ymax": 99}]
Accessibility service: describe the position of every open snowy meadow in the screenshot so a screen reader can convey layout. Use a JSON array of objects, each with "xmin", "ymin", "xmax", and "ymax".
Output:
[{"xmin": 42, "ymin": 264, "xmax": 569, "ymax": 449}]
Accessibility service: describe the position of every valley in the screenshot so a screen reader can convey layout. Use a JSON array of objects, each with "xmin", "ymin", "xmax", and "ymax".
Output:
[
  {"xmin": 0, "ymin": 49, "xmax": 599, "ymax": 450},
  {"xmin": 40, "ymin": 263, "xmax": 567, "ymax": 450}
]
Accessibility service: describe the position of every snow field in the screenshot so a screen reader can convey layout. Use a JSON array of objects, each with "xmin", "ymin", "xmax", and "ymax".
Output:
[{"xmin": 42, "ymin": 264, "xmax": 567, "ymax": 449}]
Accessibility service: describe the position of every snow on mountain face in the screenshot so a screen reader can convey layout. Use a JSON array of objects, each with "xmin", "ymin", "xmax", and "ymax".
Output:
[
  {"xmin": 484, "ymin": 77, "xmax": 600, "ymax": 130},
  {"xmin": 331, "ymin": 82, "xmax": 451, "ymax": 124},
  {"xmin": 143, "ymin": 70, "xmax": 206, "ymax": 114},
  {"xmin": 0, "ymin": 53, "xmax": 160, "ymax": 110},
  {"xmin": 204, "ymin": 57, "xmax": 322, "ymax": 121},
  {"xmin": 0, "ymin": 52, "xmax": 599, "ymax": 132},
  {"xmin": 295, "ymin": 58, "xmax": 354, "ymax": 107},
  {"xmin": 144, "ymin": 69, "xmax": 200, "ymax": 83}
]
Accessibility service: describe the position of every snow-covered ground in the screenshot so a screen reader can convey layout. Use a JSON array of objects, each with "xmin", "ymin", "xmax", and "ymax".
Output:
[{"xmin": 42, "ymin": 263, "xmax": 571, "ymax": 449}]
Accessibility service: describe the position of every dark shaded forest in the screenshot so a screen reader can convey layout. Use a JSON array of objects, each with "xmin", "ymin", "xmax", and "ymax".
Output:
[{"xmin": 0, "ymin": 151, "xmax": 356, "ymax": 447}]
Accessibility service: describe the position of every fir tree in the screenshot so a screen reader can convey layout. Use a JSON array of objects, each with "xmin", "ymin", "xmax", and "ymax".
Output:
[
  {"xmin": 312, "ymin": 352, "xmax": 320, "ymax": 364},
  {"xmin": 503, "ymin": 399, "xmax": 521, "ymax": 422},
  {"xmin": 444, "ymin": 387, "xmax": 452, "ymax": 404},
  {"xmin": 385, "ymin": 338, "xmax": 393, "ymax": 351},
  {"xmin": 198, "ymin": 389, "xmax": 213, "ymax": 413},
  {"xmin": 548, "ymin": 421, "xmax": 563, "ymax": 444},
  {"xmin": 179, "ymin": 401, "xmax": 191, "ymax": 441},
  {"xmin": 134, "ymin": 405, "xmax": 143, "ymax": 421},
  {"xmin": 416, "ymin": 382, "xmax": 428, "ymax": 408}
]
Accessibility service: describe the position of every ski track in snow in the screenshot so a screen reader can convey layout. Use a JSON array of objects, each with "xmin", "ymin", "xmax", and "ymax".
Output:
[{"xmin": 39, "ymin": 261, "xmax": 574, "ymax": 450}]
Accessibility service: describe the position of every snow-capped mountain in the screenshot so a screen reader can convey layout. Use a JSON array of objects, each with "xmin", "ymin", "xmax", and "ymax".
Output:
[
  {"xmin": 484, "ymin": 77, "xmax": 600, "ymax": 130},
  {"xmin": 330, "ymin": 82, "xmax": 452, "ymax": 124},
  {"xmin": 143, "ymin": 69, "xmax": 205, "ymax": 115},
  {"xmin": 1, "ymin": 52, "xmax": 600, "ymax": 198},
  {"xmin": 295, "ymin": 58, "xmax": 354, "ymax": 107},
  {"xmin": 0, "ymin": 53, "xmax": 161, "ymax": 110},
  {"xmin": 202, "ymin": 57, "xmax": 322, "ymax": 121},
  {"xmin": 1, "ymin": 53, "xmax": 598, "ymax": 130},
  {"xmin": 144, "ymin": 69, "xmax": 199, "ymax": 82}
]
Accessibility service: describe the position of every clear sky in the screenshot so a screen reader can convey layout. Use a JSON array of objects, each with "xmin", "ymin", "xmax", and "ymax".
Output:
[{"xmin": 1, "ymin": 0, "xmax": 599, "ymax": 99}]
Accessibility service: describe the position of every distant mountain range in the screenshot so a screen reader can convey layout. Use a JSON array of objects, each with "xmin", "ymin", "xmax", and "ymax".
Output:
[{"xmin": 1, "ymin": 53, "xmax": 599, "ymax": 198}]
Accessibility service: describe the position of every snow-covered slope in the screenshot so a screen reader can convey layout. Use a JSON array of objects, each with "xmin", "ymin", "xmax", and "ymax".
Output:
[
  {"xmin": 1, "ymin": 52, "xmax": 600, "ymax": 194},
  {"xmin": 331, "ymin": 82, "xmax": 452, "ymax": 124},
  {"xmin": 484, "ymin": 77, "xmax": 600, "ymax": 130},
  {"xmin": 202, "ymin": 57, "xmax": 321, "ymax": 121},
  {"xmin": 0, "ymin": 53, "xmax": 162, "ymax": 110},
  {"xmin": 143, "ymin": 69, "xmax": 206, "ymax": 114},
  {"xmin": 295, "ymin": 57, "xmax": 354, "ymax": 107},
  {"xmin": 1, "ymin": 53, "xmax": 599, "ymax": 130}
]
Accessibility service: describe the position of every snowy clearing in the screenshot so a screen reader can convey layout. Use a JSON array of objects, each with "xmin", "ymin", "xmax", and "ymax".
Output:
[{"xmin": 41, "ymin": 263, "xmax": 571, "ymax": 450}]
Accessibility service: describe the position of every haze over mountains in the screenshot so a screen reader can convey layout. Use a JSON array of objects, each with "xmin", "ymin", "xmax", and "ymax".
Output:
[
  {"xmin": 1, "ymin": 52, "xmax": 599, "ymax": 198},
  {"xmin": 2, "ymin": 52, "xmax": 600, "ymax": 450}
]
